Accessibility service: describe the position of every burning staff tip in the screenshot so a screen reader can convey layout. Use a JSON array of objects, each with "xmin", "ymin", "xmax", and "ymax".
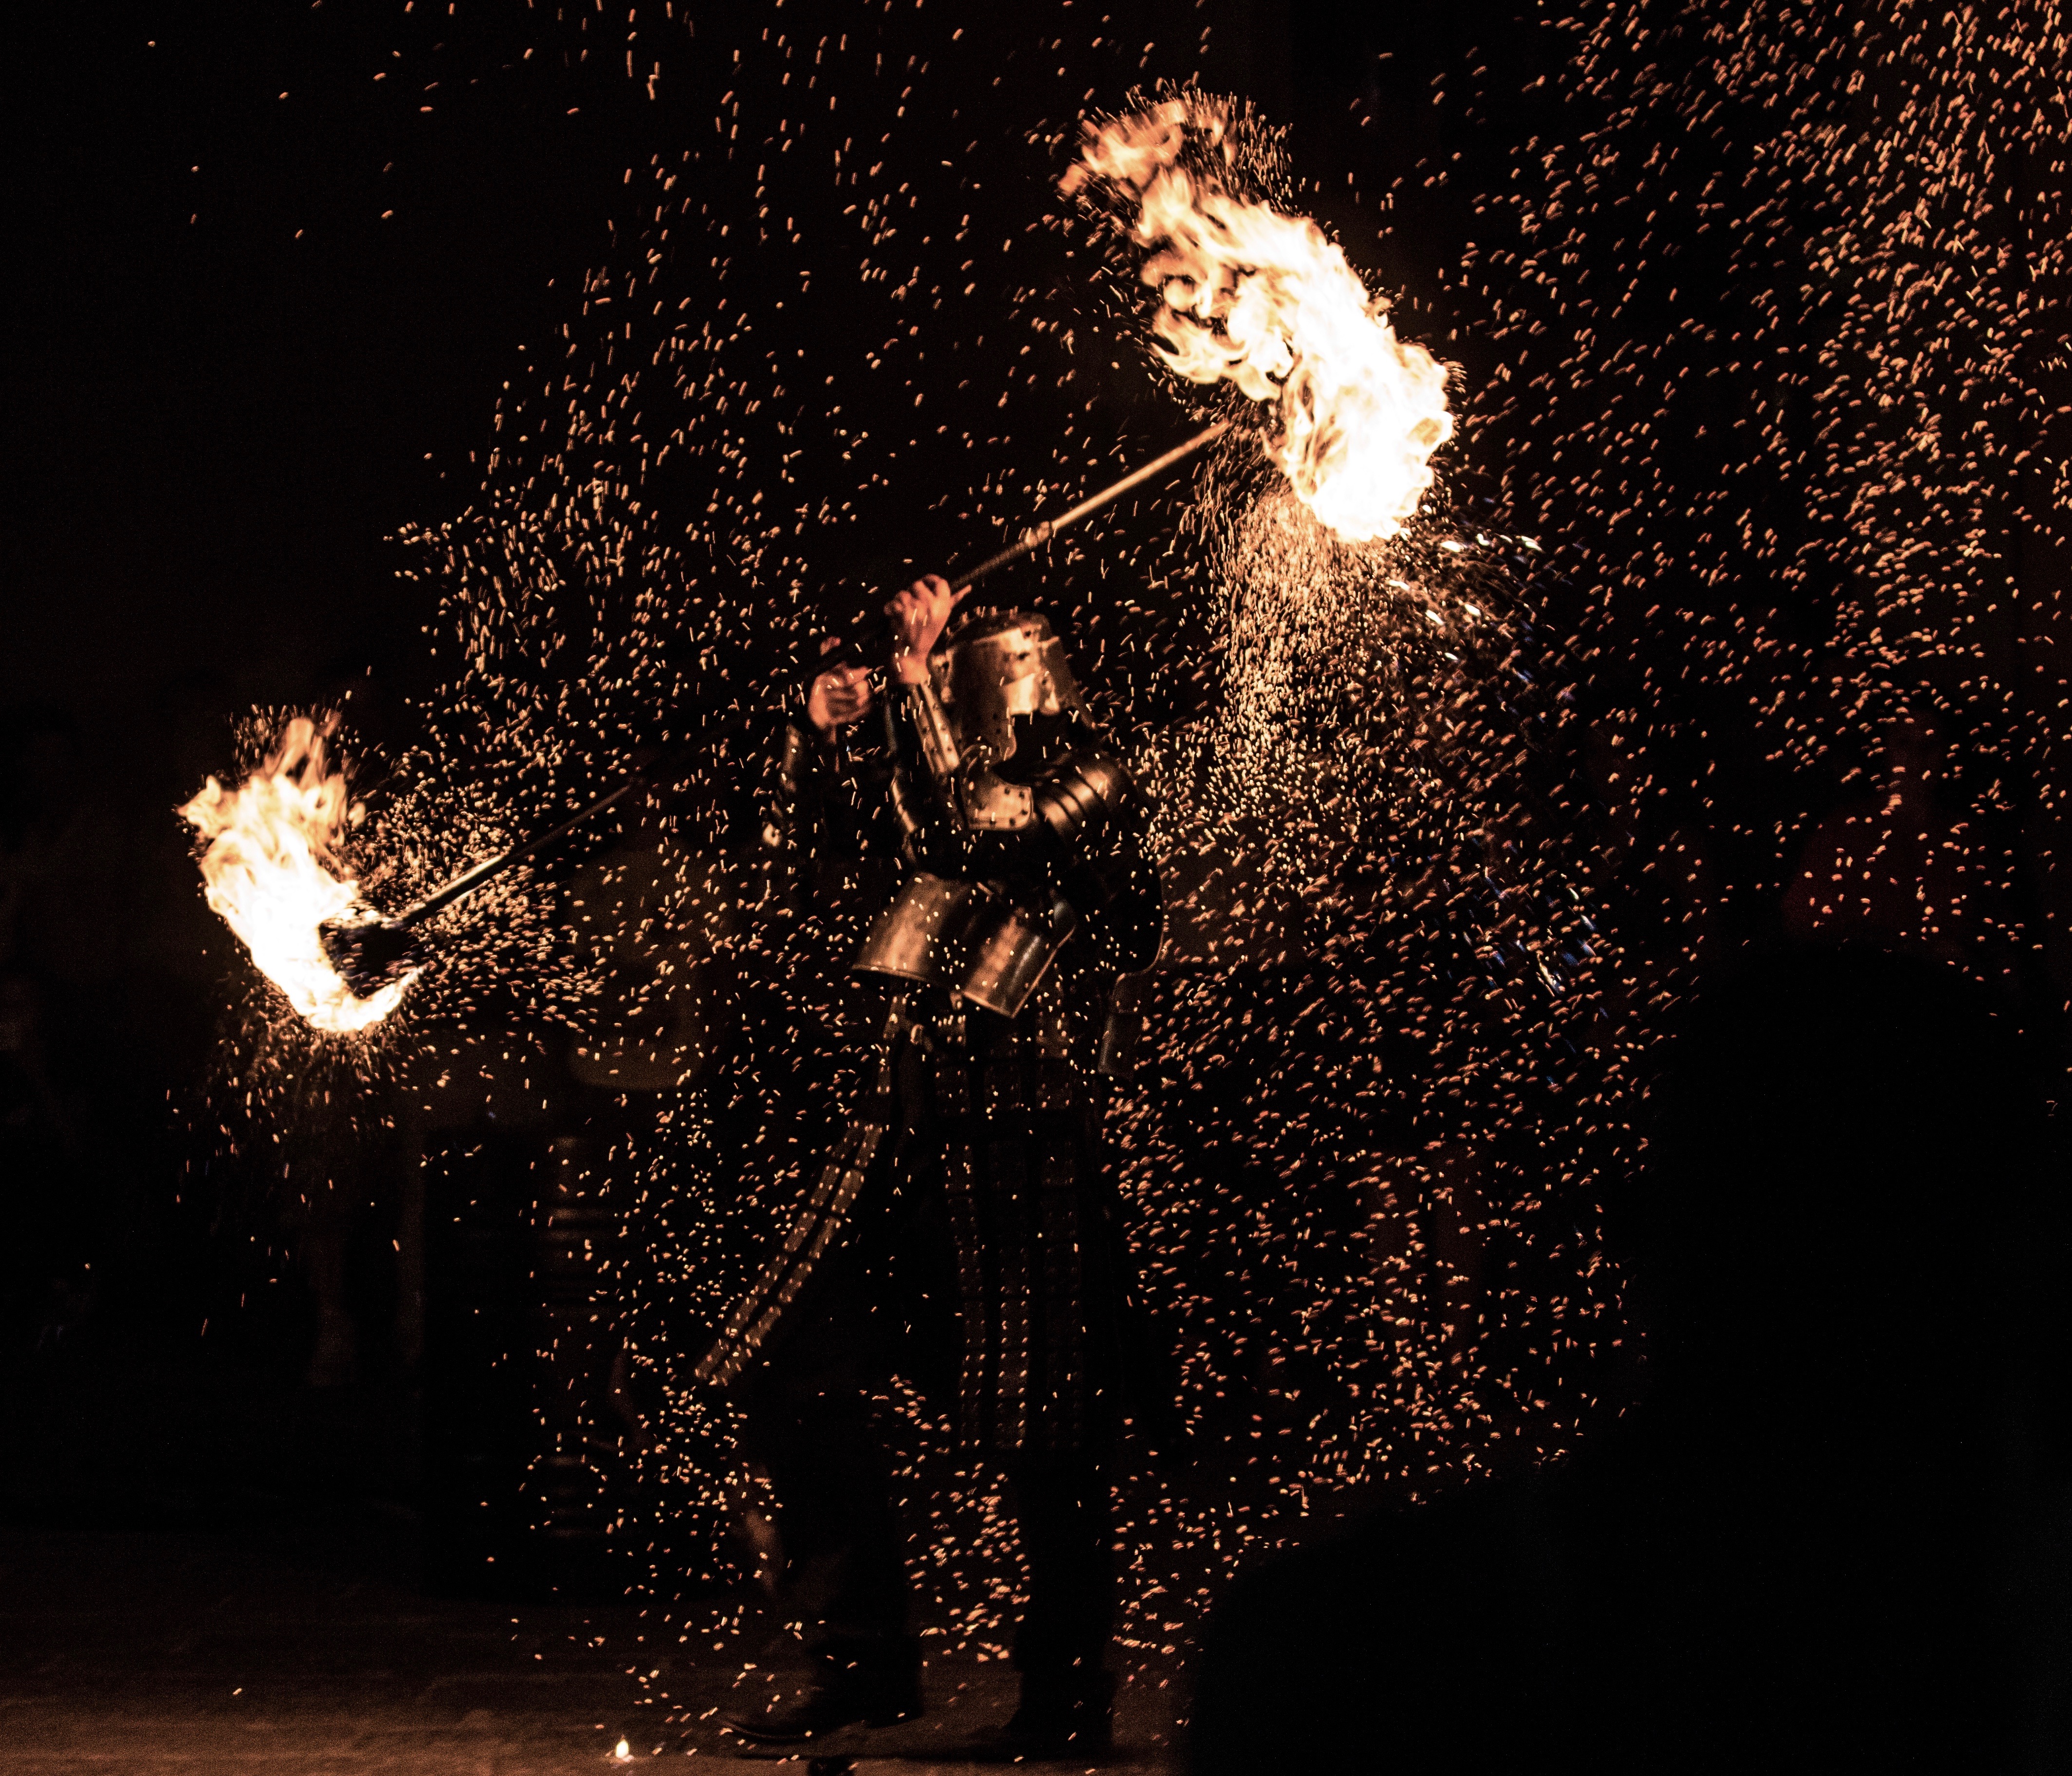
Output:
[
  {"xmin": 181, "ymin": 716, "xmax": 420, "ymax": 1034},
  {"xmin": 318, "ymin": 912, "xmax": 429, "ymax": 1002},
  {"xmin": 1068, "ymin": 95, "xmax": 1454, "ymax": 546}
]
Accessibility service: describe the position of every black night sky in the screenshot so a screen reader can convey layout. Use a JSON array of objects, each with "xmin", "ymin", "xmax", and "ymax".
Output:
[{"xmin": 3, "ymin": 2, "xmax": 2067, "ymax": 1770}]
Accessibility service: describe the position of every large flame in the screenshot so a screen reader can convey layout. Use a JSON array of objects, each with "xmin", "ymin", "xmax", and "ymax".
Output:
[
  {"xmin": 180, "ymin": 716, "xmax": 413, "ymax": 1033},
  {"xmin": 1064, "ymin": 99, "xmax": 1454, "ymax": 543}
]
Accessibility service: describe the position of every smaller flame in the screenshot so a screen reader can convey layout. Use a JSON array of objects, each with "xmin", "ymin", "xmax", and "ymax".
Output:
[
  {"xmin": 180, "ymin": 715, "xmax": 413, "ymax": 1033},
  {"xmin": 1065, "ymin": 97, "xmax": 1455, "ymax": 543}
]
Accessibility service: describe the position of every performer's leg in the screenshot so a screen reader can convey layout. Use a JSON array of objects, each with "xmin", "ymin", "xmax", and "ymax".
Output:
[
  {"xmin": 738, "ymin": 1274, "xmax": 910, "ymax": 1642},
  {"xmin": 723, "ymin": 1266, "xmax": 921, "ymax": 1741},
  {"xmin": 1003, "ymin": 1450, "xmax": 1117, "ymax": 1753}
]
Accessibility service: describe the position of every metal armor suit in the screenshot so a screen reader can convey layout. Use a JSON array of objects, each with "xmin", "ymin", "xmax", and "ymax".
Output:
[
  {"xmin": 696, "ymin": 608, "xmax": 1160, "ymax": 1749},
  {"xmin": 697, "ymin": 608, "xmax": 1159, "ymax": 1434}
]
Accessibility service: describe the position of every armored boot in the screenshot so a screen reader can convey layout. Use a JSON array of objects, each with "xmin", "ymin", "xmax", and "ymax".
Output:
[{"xmin": 719, "ymin": 1634, "xmax": 923, "ymax": 1744}]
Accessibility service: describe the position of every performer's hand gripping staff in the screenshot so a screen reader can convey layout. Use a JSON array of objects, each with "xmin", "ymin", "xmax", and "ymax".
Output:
[
  {"xmin": 802, "ymin": 571, "xmax": 966, "ymax": 743},
  {"xmin": 318, "ymin": 420, "xmax": 1227, "ymax": 1002}
]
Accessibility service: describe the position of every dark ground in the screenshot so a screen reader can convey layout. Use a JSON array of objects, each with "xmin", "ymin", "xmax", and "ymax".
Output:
[
  {"xmin": 0, "ymin": 1515, "xmax": 1182, "ymax": 1774},
  {"xmin": 0, "ymin": 1520, "xmax": 1183, "ymax": 1773},
  {"xmin": 0, "ymin": 1516, "xmax": 650, "ymax": 1775}
]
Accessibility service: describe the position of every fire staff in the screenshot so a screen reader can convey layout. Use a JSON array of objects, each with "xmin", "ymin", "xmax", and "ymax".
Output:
[{"xmin": 697, "ymin": 573, "xmax": 1161, "ymax": 1758}]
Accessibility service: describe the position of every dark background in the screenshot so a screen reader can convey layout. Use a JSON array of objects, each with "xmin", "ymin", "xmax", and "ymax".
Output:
[
  {"xmin": 0, "ymin": 0, "xmax": 1505, "ymax": 1530},
  {"xmin": 4, "ymin": 15, "xmax": 2066, "ymax": 1757},
  {"xmin": 7, "ymin": 0, "xmax": 660, "ymax": 1526}
]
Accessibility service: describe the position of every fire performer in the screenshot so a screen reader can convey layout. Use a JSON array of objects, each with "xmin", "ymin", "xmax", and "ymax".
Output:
[{"xmin": 697, "ymin": 572, "xmax": 1161, "ymax": 1757}]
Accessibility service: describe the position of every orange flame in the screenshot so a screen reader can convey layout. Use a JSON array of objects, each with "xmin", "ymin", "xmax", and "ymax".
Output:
[
  {"xmin": 1065, "ymin": 98, "xmax": 1454, "ymax": 543},
  {"xmin": 180, "ymin": 716, "xmax": 413, "ymax": 1033}
]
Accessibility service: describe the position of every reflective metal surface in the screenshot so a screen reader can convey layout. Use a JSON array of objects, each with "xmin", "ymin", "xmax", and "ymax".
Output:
[
  {"xmin": 852, "ymin": 872, "xmax": 1078, "ymax": 1018},
  {"xmin": 852, "ymin": 872, "xmax": 979, "ymax": 986},
  {"xmin": 957, "ymin": 891, "xmax": 1079, "ymax": 1018}
]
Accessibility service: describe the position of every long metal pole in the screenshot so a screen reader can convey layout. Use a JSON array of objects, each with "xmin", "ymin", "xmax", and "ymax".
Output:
[
  {"xmin": 391, "ymin": 775, "xmax": 649, "ymax": 931},
  {"xmin": 942, "ymin": 418, "xmax": 1230, "ymax": 589},
  {"xmin": 390, "ymin": 421, "xmax": 1233, "ymax": 930}
]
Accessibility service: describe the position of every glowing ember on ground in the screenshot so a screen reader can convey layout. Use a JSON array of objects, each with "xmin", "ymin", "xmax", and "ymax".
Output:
[
  {"xmin": 180, "ymin": 715, "xmax": 414, "ymax": 1034},
  {"xmin": 1065, "ymin": 96, "xmax": 1454, "ymax": 543}
]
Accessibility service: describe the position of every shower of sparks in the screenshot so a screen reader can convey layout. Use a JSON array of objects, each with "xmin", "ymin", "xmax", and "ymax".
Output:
[
  {"xmin": 1064, "ymin": 96, "xmax": 1455, "ymax": 543},
  {"xmin": 187, "ymin": 2, "xmax": 1672, "ymax": 1707},
  {"xmin": 182, "ymin": 1, "xmax": 2072, "ymax": 1735},
  {"xmin": 180, "ymin": 714, "xmax": 417, "ymax": 1034},
  {"xmin": 1443, "ymin": 0, "xmax": 2072, "ymax": 1008}
]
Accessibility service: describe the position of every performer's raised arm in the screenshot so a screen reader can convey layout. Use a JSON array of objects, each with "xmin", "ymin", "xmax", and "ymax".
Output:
[{"xmin": 757, "ymin": 638, "xmax": 901, "ymax": 902}]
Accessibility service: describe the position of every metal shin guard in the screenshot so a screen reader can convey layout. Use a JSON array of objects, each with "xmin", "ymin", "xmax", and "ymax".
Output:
[{"xmin": 692, "ymin": 1121, "xmax": 887, "ymax": 1390}]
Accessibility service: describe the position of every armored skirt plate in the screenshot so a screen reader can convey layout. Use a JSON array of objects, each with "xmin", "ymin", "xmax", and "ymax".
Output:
[{"xmin": 853, "ymin": 871, "xmax": 1078, "ymax": 1019}]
